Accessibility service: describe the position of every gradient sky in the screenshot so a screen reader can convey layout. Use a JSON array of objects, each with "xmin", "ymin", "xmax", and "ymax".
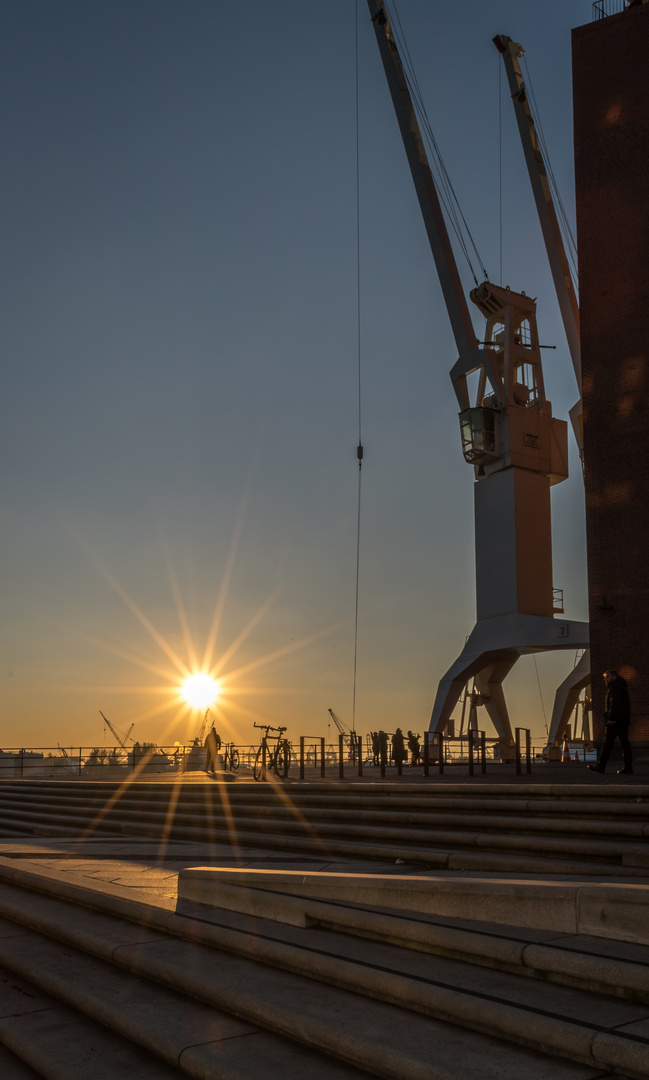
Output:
[{"xmin": 1, "ymin": 0, "xmax": 596, "ymax": 752}]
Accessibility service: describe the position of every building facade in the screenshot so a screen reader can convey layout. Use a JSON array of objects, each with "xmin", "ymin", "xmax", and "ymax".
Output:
[{"xmin": 573, "ymin": 0, "xmax": 649, "ymax": 749}]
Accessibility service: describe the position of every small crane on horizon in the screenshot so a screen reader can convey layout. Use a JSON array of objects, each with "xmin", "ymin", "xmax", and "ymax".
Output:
[{"xmin": 99, "ymin": 710, "xmax": 134, "ymax": 751}]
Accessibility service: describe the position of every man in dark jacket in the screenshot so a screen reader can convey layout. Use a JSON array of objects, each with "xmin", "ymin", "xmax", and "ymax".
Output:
[{"xmin": 588, "ymin": 670, "xmax": 633, "ymax": 775}]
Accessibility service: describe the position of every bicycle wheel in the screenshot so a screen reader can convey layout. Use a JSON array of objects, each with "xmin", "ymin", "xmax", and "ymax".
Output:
[
  {"xmin": 231, "ymin": 749, "xmax": 240, "ymax": 771},
  {"xmin": 253, "ymin": 746, "xmax": 264, "ymax": 781},
  {"xmin": 276, "ymin": 744, "xmax": 290, "ymax": 778}
]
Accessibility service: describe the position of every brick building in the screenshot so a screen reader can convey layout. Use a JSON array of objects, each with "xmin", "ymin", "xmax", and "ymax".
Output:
[{"xmin": 573, "ymin": 0, "xmax": 649, "ymax": 751}]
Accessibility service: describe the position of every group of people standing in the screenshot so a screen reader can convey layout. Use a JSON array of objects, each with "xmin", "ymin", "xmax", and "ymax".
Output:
[{"xmin": 371, "ymin": 729, "xmax": 422, "ymax": 768}]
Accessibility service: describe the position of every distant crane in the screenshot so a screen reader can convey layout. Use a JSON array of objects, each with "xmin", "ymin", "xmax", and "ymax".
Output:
[
  {"xmin": 327, "ymin": 708, "xmax": 356, "ymax": 739},
  {"xmin": 196, "ymin": 708, "xmax": 211, "ymax": 744},
  {"xmin": 328, "ymin": 709, "xmax": 360, "ymax": 764},
  {"xmin": 99, "ymin": 711, "xmax": 134, "ymax": 751}
]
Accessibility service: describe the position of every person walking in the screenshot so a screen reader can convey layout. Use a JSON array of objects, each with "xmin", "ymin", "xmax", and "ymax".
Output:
[
  {"xmin": 392, "ymin": 728, "xmax": 407, "ymax": 770},
  {"xmin": 371, "ymin": 731, "xmax": 380, "ymax": 766},
  {"xmin": 407, "ymin": 730, "xmax": 421, "ymax": 766},
  {"xmin": 204, "ymin": 724, "xmax": 222, "ymax": 774},
  {"xmin": 588, "ymin": 670, "xmax": 633, "ymax": 775}
]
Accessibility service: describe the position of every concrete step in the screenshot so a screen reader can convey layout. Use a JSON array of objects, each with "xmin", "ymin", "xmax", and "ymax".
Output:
[
  {"xmin": 0, "ymin": 963, "xmax": 187, "ymax": 1079},
  {"xmin": 0, "ymin": 781, "xmax": 647, "ymax": 878},
  {"xmin": 178, "ymin": 869, "xmax": 649, "ymax": 1002},
  {"xmin": 0, "ymin": 870, "xmax": 623, "ymax": 1080}
]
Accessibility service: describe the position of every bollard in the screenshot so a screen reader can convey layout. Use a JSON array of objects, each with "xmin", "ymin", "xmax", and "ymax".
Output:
[
  {"xmin": 515, "ymin": 727, "xmax": 523, "ymax": 776},
  {"xmin": 262, "ymin": 738, "xmax": 267, "ymax": 782},
  {"xmin": 300, "ymin": 736, "xmax": 305, "ymax": 780},
  {"xmin": 380, "ymin": 740, "xmax": 387, "ymax": 778},
  {"xmin": 283, "ymin": 740, "xmax": 290, "ymax": 778},
  {"xmin": 357, "ymin": 734, "xmax": 363, "ymax": 777},
  {"xmin": 423, "ymin": 734, "xmax": 429, "ymax": 777},
  {"xmin": 79, "ymin": 749, "xmax": 82, "ymax": 776},
  {"xmin": 339, "ymin": 734, "xmax": 344, "ymax": 780},
  {"xmin": 320, "ymin": 737, "xmax": 325, "ymax": 778},
  {"xmin": 525, "ymin": 728, "xmax": 532, "ymax": 774},
  {"xmin": 468, "ymin": 732, "xmax": 474, "ymax": 777},
  {"xmin": 438, "ymin": 732, "xmax": 444, "ymax": 775},
  {"xmin": 480, "ymin": 730, "xmax": 487, "ymax": 774}
]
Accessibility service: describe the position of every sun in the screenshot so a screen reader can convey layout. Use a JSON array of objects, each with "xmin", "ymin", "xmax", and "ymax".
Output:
[{"xmin": 181, "ymin": 673, "xmax": 220, "ymax": 710}]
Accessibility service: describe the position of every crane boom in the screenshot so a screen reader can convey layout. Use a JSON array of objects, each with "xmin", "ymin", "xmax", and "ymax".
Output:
[
  {"xmin": 99, "ymin": 710, "xmax": 133, "ymax": 751},
  {"xmin": 494, "ymin": 36, "xmax": 582, "ymax": 398},
  {"xmin": 366, "ymin": 0, "xmax": 478, "ymax": 358},
  {"xmin": 328, "ymin": 708, "xmax": 352, "ymax": 736}
]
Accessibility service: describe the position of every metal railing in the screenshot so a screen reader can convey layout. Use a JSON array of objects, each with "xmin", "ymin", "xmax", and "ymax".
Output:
[
  {"xmin": 593, "ymin": 0, "xmax": 628, "ymax": 19},
  {"xmin": 1, "ymin": 732, "xmax": 580, "ymax": 781}
]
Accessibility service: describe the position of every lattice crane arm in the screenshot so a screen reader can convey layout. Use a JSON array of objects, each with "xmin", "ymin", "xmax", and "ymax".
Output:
[{"xmin": 366, "ymin": 0, "xmax": 479, "ymax": 359}]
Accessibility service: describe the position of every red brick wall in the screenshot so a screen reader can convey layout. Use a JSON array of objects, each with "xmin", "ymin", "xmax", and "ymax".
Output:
[{"xmin": 573, "ymin": 4, "xmax": 649, "ymax": 746}]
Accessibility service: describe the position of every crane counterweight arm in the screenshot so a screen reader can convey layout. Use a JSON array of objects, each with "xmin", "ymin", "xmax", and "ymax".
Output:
[{"xmin": 367, "ymin": 0, "xmax": 479, "ymax": 358}]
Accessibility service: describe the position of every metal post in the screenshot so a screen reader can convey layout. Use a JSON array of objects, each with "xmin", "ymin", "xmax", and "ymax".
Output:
[
  {"xmin": 280, "ymin": 740, "xmax": 287, "ymax": 778},
  {"xmin": 339, "ymin": 734, "xmax": 344, "ymax": 779},
  {"xmin": 320, "ymin": 738, "xmax": 325, "ymax": 778},
  {"xmin": 262, "ymin": 738, "xmax": 267, "ymax": 782},
  {"xmin": 20, "ymin": 750, "xmax": 24, "ymax": 778},
  {"xmin": 79, "ymin": 749, "xmax": 82, "ymax": 776},
  {"xmin": 480, "ymin": 730, "xmax": 487, "ymax": 774},
  {"xmin": 380, "ymin": 737, "xmax": 386, "ymax": 778},
  {"xmin": 515, "ymin": 728, "xmax": 522, "ymax": 776},
  {"xmin": 423, "ymin": 733, "xmax": 429, "ymax": 777},
  {"xmin": 300, "ymin": 736, "xmax": 305, "ymax": 780},
  {"xmin": 526, "ymin": 728, "xmax": 532, "ymax": 775},
  {"xmin": 438, "ymin": 733, "xmax": 444, "ymax": 775},
  {"xmin": 357, "ymin": 735, "xmax": 363, "ymax": 777},
  {"xmin": 468, "ymin": 732, "xmax": 474, "ymax": 777}
]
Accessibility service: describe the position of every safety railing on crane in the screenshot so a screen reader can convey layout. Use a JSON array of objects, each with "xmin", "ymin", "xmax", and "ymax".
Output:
[{"xmin": 593, "ymin": 0, "xmax": 629, "ymax": 19}]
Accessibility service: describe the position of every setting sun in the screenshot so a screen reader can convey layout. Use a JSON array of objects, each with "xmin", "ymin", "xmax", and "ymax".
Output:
[{"xmin": 182, "ymin": 674, "xmax": 220, "ymax": 710}]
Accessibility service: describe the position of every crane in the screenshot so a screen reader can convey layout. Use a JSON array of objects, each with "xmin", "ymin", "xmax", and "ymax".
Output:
[
  {"xmin": 494, "ymin": 35, "xmax": 591, "ymax": 755},
  {"xmin": 366, "ymin": 1, "xmax": 589, "ymax": 751},
  {"xmin": 99, "ymin": 711, "xmax": 134, "ymax": 752},
  {"xmin": 328, "ymin": 708, "xmax": 356, "ymax": 739},
  {"xmin": 196, "ymin": 708, "xmax": 211, "ymax": 744}
]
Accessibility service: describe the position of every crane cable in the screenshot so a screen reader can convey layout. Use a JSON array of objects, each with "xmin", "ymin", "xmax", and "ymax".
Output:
[{"xmin": 351, "ymin": 0, "xmax": 363, "ymax": 734}]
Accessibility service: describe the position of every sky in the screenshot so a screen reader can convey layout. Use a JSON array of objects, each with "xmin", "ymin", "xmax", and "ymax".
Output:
[{"xmin": 1, "ymin": 0, "xmax": 597, "ymax": 752}]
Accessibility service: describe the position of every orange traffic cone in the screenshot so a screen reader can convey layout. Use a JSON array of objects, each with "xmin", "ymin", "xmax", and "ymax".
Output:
[{"xmin": 562, "ymin": 738, "xmax": 571, "ymax": 763}]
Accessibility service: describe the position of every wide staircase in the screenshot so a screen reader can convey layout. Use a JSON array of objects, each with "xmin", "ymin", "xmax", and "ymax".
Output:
[
  {"xmin": 0, "ymin": 778, "xmax": 647, "ymax": 876},
  {"xmin": 0, "ymin": 836, "xmax": 648, "ymax": 1078}
]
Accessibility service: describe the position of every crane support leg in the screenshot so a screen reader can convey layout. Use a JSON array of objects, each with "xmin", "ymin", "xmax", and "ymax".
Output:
[
  {"xmin": 546, "ymin": 649, "xmax": 591, "ymax": 754},
  {"xmin": 430, "ymin": 614, "xmax": 589, "ymax": 744}
]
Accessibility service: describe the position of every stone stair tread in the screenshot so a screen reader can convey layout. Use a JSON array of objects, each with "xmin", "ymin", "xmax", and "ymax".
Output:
[
  {"xmin": 0, "ymin": 1042, "xmax": 44, "ymax": 1079},
  {"xmin": 0, "ymin": 922, "xmax": 374, "ymax": 1080},
  {"xmin": 177, "ymin": 881, "xmax": 649, "ymax": 1001},
  {"xmin": 0, "ymin": 964, "xmax": 186, "ymax": 1079},
  {"xmin": 0, "ymin": 874, "xmax": 628, "ymax": 1080}
]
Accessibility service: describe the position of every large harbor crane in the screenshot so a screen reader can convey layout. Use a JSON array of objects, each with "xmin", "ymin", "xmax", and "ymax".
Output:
[{"xmin": 367, "ymin": 1, "xmax": 588, "ymax": 750}]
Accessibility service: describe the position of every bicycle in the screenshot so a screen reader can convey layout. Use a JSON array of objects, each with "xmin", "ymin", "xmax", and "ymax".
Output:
[
  {"xmin": 222, "ymin": 742, "xmax": 239, "ymax": 772},
  {"xmin": 253, "ymin": 723, "xmax": 290, "ymax": 781}
]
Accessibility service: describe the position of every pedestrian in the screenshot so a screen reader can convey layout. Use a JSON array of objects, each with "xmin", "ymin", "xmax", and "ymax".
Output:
[
  {"xmin": 392, "ymin": 728, "xmax": 407, "ymax": 769},
  {"xmin": 407, "ymin": 730, "xmax": 421, "ymax": 766},
  {"xmin": 588, "ymin": 670, "xmax": 633, "ymax": 775},
  {"xmin": 371, "ymin": 731, "xmax": 380, "ymax": 766},
  {"xmin": 204, "ymin": 725, "xmax": 222, "ymax": 773},
  {"xmin": 378, "ymin": 730, "xmax": 388, "ymax": 768}
]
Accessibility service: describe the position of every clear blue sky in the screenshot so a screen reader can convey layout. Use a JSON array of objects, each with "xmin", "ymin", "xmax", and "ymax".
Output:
[{"xmin": 1, "ymin": 0, "xmax": 595, "ymax": 750}]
